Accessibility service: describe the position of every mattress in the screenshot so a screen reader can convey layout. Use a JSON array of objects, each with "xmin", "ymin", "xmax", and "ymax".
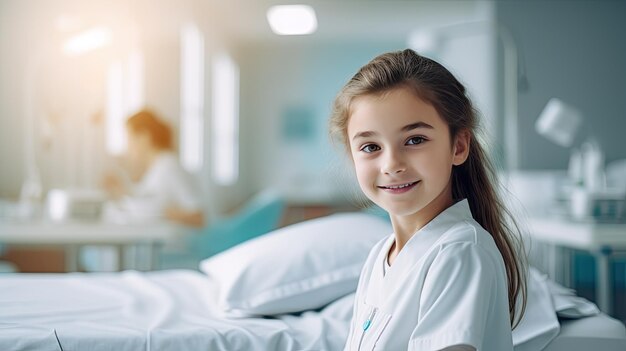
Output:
[
  {"xmin": 0, "ymin": 270, "xmax": 351, "ymax": 351},
  {"xmin": 543, "ymin": 314, "xmax": 626, "ymax": 351},
  {"xmin": 1, "ymin": 270, "xmax": 624, "ymax": 351}
]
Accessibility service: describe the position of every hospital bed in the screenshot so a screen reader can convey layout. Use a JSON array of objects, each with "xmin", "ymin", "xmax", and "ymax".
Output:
[{"xmin": 1, "ymin": 213, "xmax": 625, "ymax": 351}]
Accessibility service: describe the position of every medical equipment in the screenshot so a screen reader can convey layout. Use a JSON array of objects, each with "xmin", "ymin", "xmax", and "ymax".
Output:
[
  {"xmin": 534, "ymin": 99, "xmax": 624, "ymax": 221},
  {"xmin": 46, "ymin": 189, "xmax": 105, "ymax": 221},
  {"xmin": 535, "ymin": 98, "xmax": 582, "ymax": 148},
  {"xmin": 570, "ymin": 187, "xmax": 626, "ymax": 222}
]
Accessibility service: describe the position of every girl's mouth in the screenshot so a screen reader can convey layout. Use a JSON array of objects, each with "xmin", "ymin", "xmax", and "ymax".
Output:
[{"xmin": 378, "ymin": 181, "xmax": 420, "ymax": 194}]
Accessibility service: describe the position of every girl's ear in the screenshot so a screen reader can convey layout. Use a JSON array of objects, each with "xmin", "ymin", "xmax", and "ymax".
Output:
[{"xmin": 452, "ymin": 130, "xmax": 471, "ymax": 166}]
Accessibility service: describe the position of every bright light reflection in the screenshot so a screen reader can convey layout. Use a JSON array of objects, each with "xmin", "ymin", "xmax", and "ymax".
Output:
[
  {"xmin": 63, "ymin": 26, "xmax": 112, "ymax": 56},
  {"xmin": 267, "ymin": 5, "xmax": 317, "ymax": 35}
]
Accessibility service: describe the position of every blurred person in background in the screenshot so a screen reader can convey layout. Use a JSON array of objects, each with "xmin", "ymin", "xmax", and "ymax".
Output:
[{"xmin": 102, "ymin": 109, "xmax": 205, "ymax": 228}]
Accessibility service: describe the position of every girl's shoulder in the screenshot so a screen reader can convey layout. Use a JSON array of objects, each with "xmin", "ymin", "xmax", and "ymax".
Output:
[
  {"xmin": 434, "ymin": 219, "xmax": 501, "ymax": 260},
  {"xmin": 440, "ymin": 218, "xmax": 489, "ymax": 243}
]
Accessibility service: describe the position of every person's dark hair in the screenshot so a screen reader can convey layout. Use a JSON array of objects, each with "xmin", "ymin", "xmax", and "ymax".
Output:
[{"xmin": 329, "ymin": 49, "xmax": 527, "ymax": 328}]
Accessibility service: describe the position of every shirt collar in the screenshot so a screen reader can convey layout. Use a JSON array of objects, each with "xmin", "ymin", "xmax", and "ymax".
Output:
[{"xmin": 367, "ymin": 199, "xmax": 475, "ymax": 305}]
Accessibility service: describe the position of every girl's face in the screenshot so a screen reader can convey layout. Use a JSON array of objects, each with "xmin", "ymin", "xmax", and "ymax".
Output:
[{"xmin": 347, "ymin": 86, "xmax": 469, "ymax": 219}]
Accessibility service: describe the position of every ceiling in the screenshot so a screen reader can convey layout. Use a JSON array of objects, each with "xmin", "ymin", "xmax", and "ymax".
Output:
[
  {"xmin": 1, "ymin": 0, "xmax": 494, "ymax": 50},
  {"xmin": 206, "ymin": 0, "xmax": 494, "ymax": 43}
]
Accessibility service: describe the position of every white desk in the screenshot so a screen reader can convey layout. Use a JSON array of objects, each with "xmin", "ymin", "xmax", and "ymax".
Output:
[
  {"xmin": 0, "ymin": 220, "xmax": 181, "ymax": 271},
  {"xmin": 528, "ymin": 216, "xmax": 626, "ymax": 315}
]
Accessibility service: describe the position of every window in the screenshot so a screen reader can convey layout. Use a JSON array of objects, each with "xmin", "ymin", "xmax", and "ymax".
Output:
[
  {"xmin": 180, "ymin": 23, "xmax": 205, "ymax": 172},
  {"xmin": 211, "ymin": 51, "xmax": 239, "ymax": 186},
  {"xmin": 106, "ymin": 49, "xmax": 144, "ymax": 155}
]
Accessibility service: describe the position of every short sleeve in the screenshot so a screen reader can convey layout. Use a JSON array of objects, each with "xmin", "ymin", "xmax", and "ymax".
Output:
[{"xmin": 408, "ymin": 242, "xmax": 499, "ymax": 350}]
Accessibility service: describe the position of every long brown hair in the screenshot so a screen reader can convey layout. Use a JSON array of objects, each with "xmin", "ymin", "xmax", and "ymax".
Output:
[
  {"xmin": 126, "ymin": 109, "xmax": 173, "ymax": 150},
  {"xmin": 329, "ymin": 49, "xmax": 527, "ymax": 328}
]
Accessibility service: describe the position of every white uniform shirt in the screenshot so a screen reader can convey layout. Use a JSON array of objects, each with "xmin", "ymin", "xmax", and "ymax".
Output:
[
  {"xmin": 344, "ymin": 199, "xmax": 513, "ymax": 351},
  {"xmin": 120, "ymin": 152, "xmax": 202, "ymax": 219}
]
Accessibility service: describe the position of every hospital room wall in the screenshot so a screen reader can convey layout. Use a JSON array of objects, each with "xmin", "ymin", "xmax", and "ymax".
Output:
[
  {"xmin": 131, "ymin": 0, "xmax": 250, "ymax": 216},
  {"xmin": 0, "ymin": 1, "xmax": 159, "ymax": 196},
  {"xmin": 0, "ymin": 1, "xmax": 26, "ymax": 199},
  {"xmin": 496, "ymin": 0, "xmax": 626, "ymax": 170},
  {"xmin": 0, "ymin": 0, "xmax": 247, "ymax": 215},
  {"xmin": 234, "ymin": 40, "xmax": 405, "ymax": 204}
]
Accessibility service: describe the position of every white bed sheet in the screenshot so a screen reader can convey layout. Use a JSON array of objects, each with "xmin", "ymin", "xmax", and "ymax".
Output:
[
  {"xmin": 544, "ymin": 314, "xmax": 626, "ymax": 351},
  {"xmin": 1, "ymin": 269, "xmax": 625, "ymax": 351},
  {"xmin": 0, "ymin": 270, "xmax": 351, "ymax": 351}
]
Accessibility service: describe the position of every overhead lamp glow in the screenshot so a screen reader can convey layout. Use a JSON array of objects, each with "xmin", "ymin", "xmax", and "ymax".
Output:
[
  {"xmin": 63, "ymin": 26, "xmax": 112, "ymax": 56},
  {"xmin": 267, "ymin": 5, "xmax": 317, "ymax": 36}
]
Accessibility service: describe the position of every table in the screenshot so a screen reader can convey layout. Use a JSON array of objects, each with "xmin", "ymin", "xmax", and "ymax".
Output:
[
  {"xmin": 0, "ymin": 220, "xmax": 181, "ymax": 271},
  {"xmin": 527, "ymin": 216, "xmax": 626, "ymax": 315}
]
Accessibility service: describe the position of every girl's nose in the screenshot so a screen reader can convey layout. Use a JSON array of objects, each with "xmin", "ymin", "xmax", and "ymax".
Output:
[{"xmin": 381, "ymin": 149, "xmax": 406, "ymax": 175}]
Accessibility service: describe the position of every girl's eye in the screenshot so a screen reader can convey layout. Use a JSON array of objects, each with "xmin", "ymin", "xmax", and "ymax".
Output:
[
  {"xmin": 406, "ymin": 136, "xmax": 426, "ymax": 145},
  {"xmin": 360, "ymin": 144, "xmax": 381, "ymax": 153}
]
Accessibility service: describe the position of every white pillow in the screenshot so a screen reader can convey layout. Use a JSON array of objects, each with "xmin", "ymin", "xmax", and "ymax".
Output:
[{"xmin": 200, "ymin": 212, "xmax": 391, "ymax": 317}]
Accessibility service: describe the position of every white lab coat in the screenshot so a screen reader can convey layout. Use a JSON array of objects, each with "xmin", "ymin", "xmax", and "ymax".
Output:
[
  {"xmin": 109, "ymin": 152, "xmax": 202, "ymax": 221},
  {"xmin": 84, "ymin": 153, "xmax": 202, "ymax": 271},
  {"xmin": 344, "ymin": 199, "xmax": 513, "ymax": 351}
]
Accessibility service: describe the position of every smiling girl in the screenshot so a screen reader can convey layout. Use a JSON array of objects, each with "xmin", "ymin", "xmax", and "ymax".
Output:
[{"xmin": 331, "ymin": 49, "xmax": 527, "ymax": 351}]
